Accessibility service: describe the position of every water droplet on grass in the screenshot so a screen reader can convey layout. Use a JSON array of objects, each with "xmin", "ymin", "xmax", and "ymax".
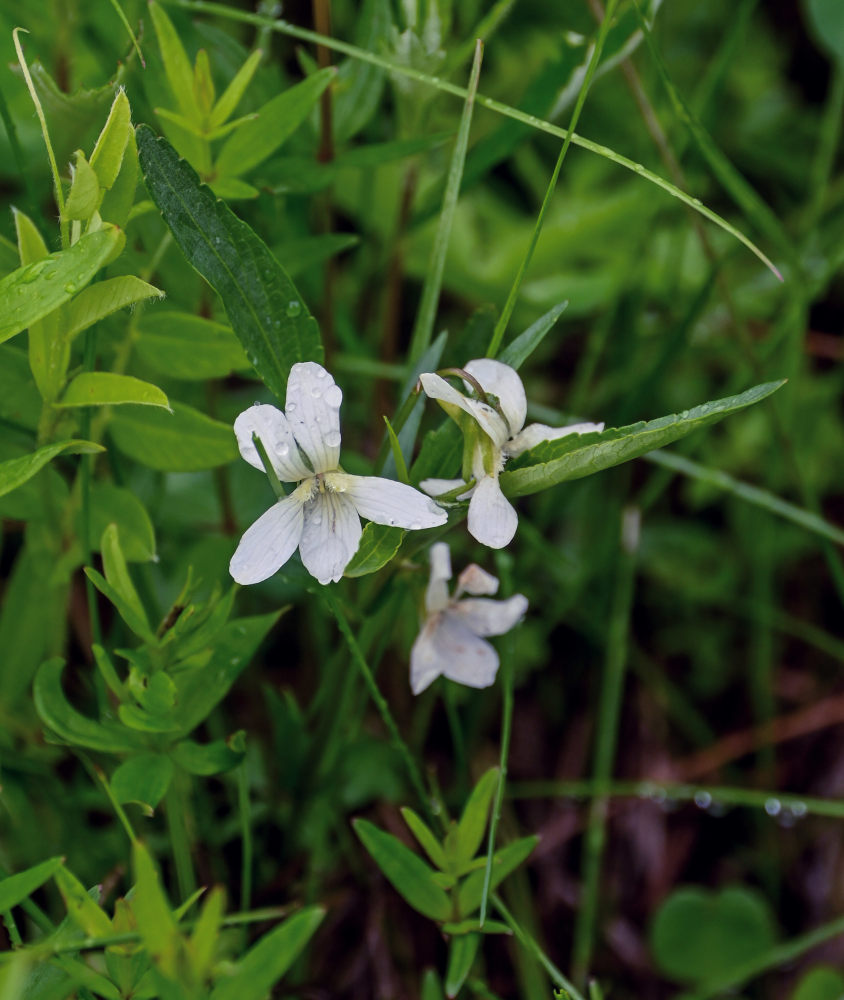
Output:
[{"xmin": 764, "ymin": 798, "xmax": 782, "ymax": 816}]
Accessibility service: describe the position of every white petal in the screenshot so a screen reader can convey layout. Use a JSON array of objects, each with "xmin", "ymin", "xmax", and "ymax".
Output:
[
  {"xmin": 450, "ymin": 594, "xmax": 528, "ymax": 637},
  {"xmin": 455, "ymin": 564, "xmax": 499, "ymax": 597},
  {"xmin": 410, "ymin": 618, "xmax": 447, "ymax": 694},
  {"xmin": 438, "ymin": 613, "xmax": 500, "ymax": 689},
  {"xmin": 233, "ymin": 404, "xmax": 312, "ymax": 481},
  {"xmin": 464, "ymin": 359, "xmax": 527, "ymax": 435},
  {"xmin": 285, "ymin": 362, "xmax": 343, "ymax": 474},
  {"xmin": 426, "ymin": 542, "xmax": 451, "ymax": 613},
  {"xmin": 229, "ymin": 493, "xmax": 305, "ymax": 585},
  {"xmin": 467, "ymin": 476, "xmax": 518, "ymax": 549},
  {"xmin": 507, "ymin": 420, "xmax": 605, "ymax": 457},
  {"xmin": 420, "ymin": 477, "xmax": 467, "ymax": 499},
  {"xmin": 337, "ymin": 474, "xmax": 447, "ymax": 529},
  {"xmin": 299, "ymin": 490, "xmax": 362, "ymax": 584},
  {"xmin": 419, "ymin": 372, "xmax": 509, "ymax": 447}
]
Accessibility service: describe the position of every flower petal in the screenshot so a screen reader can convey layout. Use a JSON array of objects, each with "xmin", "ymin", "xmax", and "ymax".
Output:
[
  {"xmin": 426, "ymin": 542, "xmax": 451, "ymax": 613},
  {"xmin": 506, "ymin": 421, "xmax": 605, "ymax": 457},
  {"xmin": 419, "ymin": 477, "xmax": 467, "ymax": 499},
  {"xmin": 337, "ymin": 475, "xmax": 447, "ymax": 529},
  {"xmin": 464, "ymin": 359, "xmax": 527, "ymax": 436},
  {"xmin": 467, "ymin": 475, "xmax": 518, "ymax": 549},
  {"xmin": 233, "ymin": 404, "xmax": 312, "ymax": 481},
  {"xmin": 410, "ymin": 613, "xmax": 500, "ymax": 693},
  {"xmin": 285, "ymin": 362, "xmax": 343, "ymax": 474},
  {"xmin": 229, "ymin": 493, "xmax": 305, "ymax": 585},
  {"xmin": 299, "ymin": 490, "xmax": 362, "ymax": 584},
  {"xmin": 455, "ymin": 564, "xmax": 499, "ymax": 597},
  {"xmin": 419, "ymin": 372, "xmax": 509, "ymax": 447},
  {"xmin": 450, "ymin": 594, "xmax": 528, "ymax": 637}
]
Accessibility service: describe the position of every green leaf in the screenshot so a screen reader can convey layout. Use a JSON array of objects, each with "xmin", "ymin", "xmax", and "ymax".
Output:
[
  {"xmin": 215, "ymin": 68, "xmax": 336, "ymax": 178},
  {"xmin": 63, "ymin": 150, "xmax": 100, "ymax": 221},
  {"xmin": 131, "ymin": 841, "xmax": 180, "ymax": 978},
  {"xmin": 457, "ymin": 836, "xmax": 538, "ymax": 917},
  {"xmin": 497, "ymin": 302, "xmax": 568, "ymax": 369},
  {"xmin": 210, "ymin": 907, "xmax": 325, "ymax": 1000},
  {"xmin": 149, "ymin": 2, "xmax": 199, "ymax": 120},
  {"xmin": 445, "ymin": 932, "xmax": 480, "ymax": 998},
  {"xmin": 100, "ymin": 125, "xmax": 138, "ymax": 227},
  {"xmin": 57, "ymin": 372, "xmax": 169, "ymax": 409},
  {"xmin": 353, "ymin": 818, "xmax": 452, "ymax": 921},
  {"xmin": 453, "ymin": 767, "xmax": 499, "ymax": 868},
  {"xmin": 54, "ymin": 866, "xmax": 113, "ymax": 938},
  {"xmin": 422, "ymin": 968, "xmax": 447, "ymax": 1000},
  {"xmin": 189, "ymin": 886, "xmax": 225, "ymax": 981},
  {"xmin": 442, "ymin": 919, "xmax": 510, "ymax": 935},
  {"xmin": 136, "ymin": 126, "xmax": 323, "ymax": 404},
  {"xmin": 0, "ymin": 857, "xmax": 62, "ymax": 912},
  {"xmin": 344, "ymin": 523, "xmax": 406, "ymax": 577},
  {"xmin": 502, "ymin": 381, "xmax": 786, "ymax": 498},
  {"xmin": 0, "ymin": 439, "xmax": 102, "ymax": 499},
  {"xmin": 210, "ymin": 49, "xmax": 263, "ymax": 129},
  {"xmin": 0, "ymin": 345, "xmax": 48, "ymax": 431},
  {"xmin": 90, "ymin": 89, "xmax": 131, "ymax": 190},
  {"xmin": 65, "ymin": 275, "xmax": 164, "ymax": 341},
  {"xmin": 33, "ymin": 658, "xmax": 144, "ymax": 752},
  {"xmin": 135, "ymin": 311, "xmax": 250, "ymax": 380},
  {"xmin": 401, "ymin": 807, "xmax": 448, "ymax": 871},
  {"xmin": 209, "ymin": 176, "xmax": 260, "ymax": 200},
  {"xmin": 650, "ymin": 885, "xmax": 777, "ymax": 986},
  {"xmin": 791, "ymin": 966, "xmax": 844, "ymax": 1000},
  {"xmin": 0, "ymin": 225, "xmax": 123, "ymax": 344},
  {"xmin": 331, "ymin": 0, "xmax": 390, "ymax": 143},
  {"xmin": 109, "ymin": 400, "xmax": 237, "ymax": 471},
  {"xmin": 85, "ymin": 482, "xmax": 157, "ymax": 562},
  {"xmin": 100, "ymin": 523, "xmax": 153, "ymax": 636},
  {"xmin": 806, "ymin": 0, "xmax": 844, "ymax": 65},
  {"xmin": 86, "ymin": 567, "xmax": 157, "ymax": 644},
  {"xmin": 171, "ymin": 735, "xmax": 246, "ymax": 775},
  {"xmin": 111, "ymin": 754, "xmax": 174, "ymax": 813}
]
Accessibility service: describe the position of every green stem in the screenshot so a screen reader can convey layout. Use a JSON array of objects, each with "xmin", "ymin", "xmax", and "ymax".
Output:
[
  {"xmin": 571, "ymin": 507, "xmax": 638, "ymax": 987},
  {"xmin": 80, "ymin": 329, "xmax": 102, "ymax": 647},
  {"xmin": 486, "ymin": 0, "xmax": 621, "ymax": 357},
  {"xmin": 165, "ymin": 778, "xmax": 197, "ymax": 901},
  {"xmin": 2, "ymin": 908, "xmax": 22, "ymax": 948},
  {"xmin": 237, "ymin": 760, "xmax": 253, "ymax": 912},
  {"xmin": 323, "ymin": 590, "xmax": 432, "ymax": 819}
]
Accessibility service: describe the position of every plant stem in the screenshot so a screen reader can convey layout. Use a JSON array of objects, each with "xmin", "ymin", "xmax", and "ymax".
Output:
[
  {"xmin": 237, "ymin": 760, "xmax": 253, "ymax": 912},
  {"xmin": 165, "ymin": 778, "xmax": 197, "ymax": 902}
]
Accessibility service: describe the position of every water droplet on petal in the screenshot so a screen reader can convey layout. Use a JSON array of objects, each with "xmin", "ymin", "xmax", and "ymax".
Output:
[
  {"xmin": 324, "ymin": 385, "xmax": 343, "ymax": 408},
  {"xmin": 316, "ymin": 368, "xmax": 327, "ymax": 379},
  {"xmin": 410, "ymin": 521, "xmax": 422, "ymax": 530},
  {"xmin": 277, "ymin": 442, "xmax": 289, "ymax": 456},
  {"xmin": 324, "ymin": 429, "xmax": 341, "ymax": 448},
  {"xmin": 310, "ymin": 385, "xmax": 322, "ymax": 399},
  {"xmin": 287, "ymin": 401, "xmax": 297, "ymax": 412}
]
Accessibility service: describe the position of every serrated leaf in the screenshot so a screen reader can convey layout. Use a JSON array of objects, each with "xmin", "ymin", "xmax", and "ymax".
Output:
[
  {"xmin": 109, "ymin": 400, "xmax": 237, "ymax": 471},
  {"xmin": 54, "ymin": 866, "xmax": 113, "ymax": 938},
  {"xmin": 136, "ymin": 126, "xmax": 323, "ymax": 404},
  {"xmin": 66, "ymin": 275, "xmax": 164, "ymax": 341},
  {"xmin": 453, "ymin": 767, "xmax": 499, "ymax": 868},
  {"xmin": 57, "ymin": 372, "xmax": 169, "ymax": 409},
  {"xmin": 135, "ymin": 311, "xmax": 250, "ymax": 380},
  {"xmin": 0, "ymin": 440, "xmax": 102, "ymax": 499},
  {"xmin": 90, "ymin": 89, "xmax": 131, "ymax": 190},
  {"xmin": 498, "ymin": 302, "xmax": 567, "ymax": 370},
  {"xmin": 171, "ymin": 735, "xmax": 246, "ymax": 775},
  {"xmin": 0, "ymin": 857, "xmax": 63, "ymax": 912},
  {"xmin": 445, "ymin": 932, "xmax": 480, "ymax": 998},
  {"xmin": 344, "ymin": 522, "xmax": 405, "ymax": 577},
  {"xmin": 502, "ymin": 381, "xmax": 786, "ymax": 498},
  {"xmin": 0, "ymin": 226, "xmax": 122, "ymax": 344},
  {"xmin": 33, "ymin": 658, "xmax": 144, "ymax": 752},
  {"xmin": 210, "ymin": 49, "xmax": 263, "ymax": 129},
  {"xmin": 210, "ymin": 907, "xmax": 325, "ymax": 1000},
  {"xmin": 215, "ymin": 67, "xmax": 335, "ymax": 177},
  {"xmin": 401, "ymin": 807, "xmax": 448, "ymax": 871},
  {"xmin": 111, "ymin": 754, "xmax": 174, "ymax": 813},
  {"xmin": 457, "ymin": 836, "xmax": 538, "ymax": 917},
  {"xmin": 64, "ymin": 150, "xmax": 100, "ymax": 221},
  {"xmin": 353, "ymin": 818, "xmax": 452, "ymax": 921}
]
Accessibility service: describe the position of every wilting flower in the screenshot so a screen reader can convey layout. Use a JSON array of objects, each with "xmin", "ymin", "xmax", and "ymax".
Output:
[
  {"xmin": 230, "ymin": 362, "xmax": 447, "ymax": 586},
  {"xmin": 419, "ymin": 359, "xmax": 603, "ymax": 549},
  {"xmin": 410, "ymin": 542, "xmax": 528, "ymax": 694}
]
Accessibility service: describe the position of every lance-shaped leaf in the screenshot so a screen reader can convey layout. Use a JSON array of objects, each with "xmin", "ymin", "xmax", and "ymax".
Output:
[
  {"xmin": 136, "ymin": 126, "xmax": 322, "ymax": 405},
  {"xmin": 353, "ymin": 818, "xmax": 452, "ymax": 921},
  {"xmin": 57, "ymin": 373, "xmax": 170, "ymax": 409},
  {"xmin": 65, "ymin": 275, "xmax": 164, "ymax": 341},
  {"xmin": 456, "ymin": 836, "xmax": 538, "ymax": 917},
  {"xmin": 0, "ymin": 857, "xmax": 63, "ymax": 913},
  {"xmin": 108, "ymin": 401, "xmax": 237, "ymax": 472},
  {"xmin": 502, "ymin": 381, "xmax": 786, "ymax": 498},
  {"xmin": 63, "ymin": 150, "xmax": 100, "ymax": 221},
  {"xmin": 445, "ymin": 933, "xmax": 480, "ymax": 998},
  {"xmin": 344, "ymin": 523, "xmax": 405, "ymax": 577},
  {"xmin": 0, "ymin": 225, "xmax": 122, "ymax": 344},
  {"xmin": 452, "ymin": 767, "xmax": 499, "ymax": 869},
  {"xmin": 90, "ymin": 89, "xmax": 132, "ymax": 190},
  {"xmin": 134, "ymin": 311, "xmax": 249, "ymax": 380},
  {"xmin": 54, "ymin": 866, "xmax": 113, "ymax": 938},
  {"xmin": 0, "ymin": 440, "xmax": 102, "ymax": 499}
]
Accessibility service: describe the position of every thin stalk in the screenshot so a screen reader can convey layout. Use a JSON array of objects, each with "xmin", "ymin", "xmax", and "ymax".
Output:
[
  {"xmin": 80, "ymin": 329, "xmax": 102, "ymax": 647},
  {"xmin": 571, "ymin": 507, "xmax": 639, "ymax": 987},
  {"xmin": 88, "ymin": 762, "xmax": 136, "ymax": 843},
  {"xmin": 806, "ymin": 61, "xmax": 844, "ymax": 234},
  {"xmin": 323, "ymin": 590, "xmax": 432, "ymax": 819},
  {"xmin": 2, "ymin": 909, "xmax": 22, "ymax": 948},
  {"xmin": 407, "ymin": 40, "xmax": 483, "ymax": 363},
  {"xmin": 492, "ymin": 893, "xmax": 585, "ymax": 1000},
  {"xmin": 163, "ymin": 0, "xmax": 781, "ymax": 278},
  {"xmin": 486, "ymin": 0, "xmax": 621, "ymax": 358},
  {"xmin": 13, "ymin": 30, "xmax": 68, "ymax": 249},
  {"xmin": 165, "ymin": 779, "xmax": 197, "ymax": 901},
  {"xmin": 237, "ymin": 761, "xmax": 253, "ymax": 912}
]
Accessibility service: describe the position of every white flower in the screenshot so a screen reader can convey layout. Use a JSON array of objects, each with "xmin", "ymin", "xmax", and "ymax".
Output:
[
  {"xmin": 410, "ymin": 542, "xmax": 528, "ymax": 694},
  {"xmin": 230, "ymin": 362, "xmax": 447, "ymax": 586},
  {"xmin": 419, "ymin": 358, "xmax": 603, "ymax": 549}
]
